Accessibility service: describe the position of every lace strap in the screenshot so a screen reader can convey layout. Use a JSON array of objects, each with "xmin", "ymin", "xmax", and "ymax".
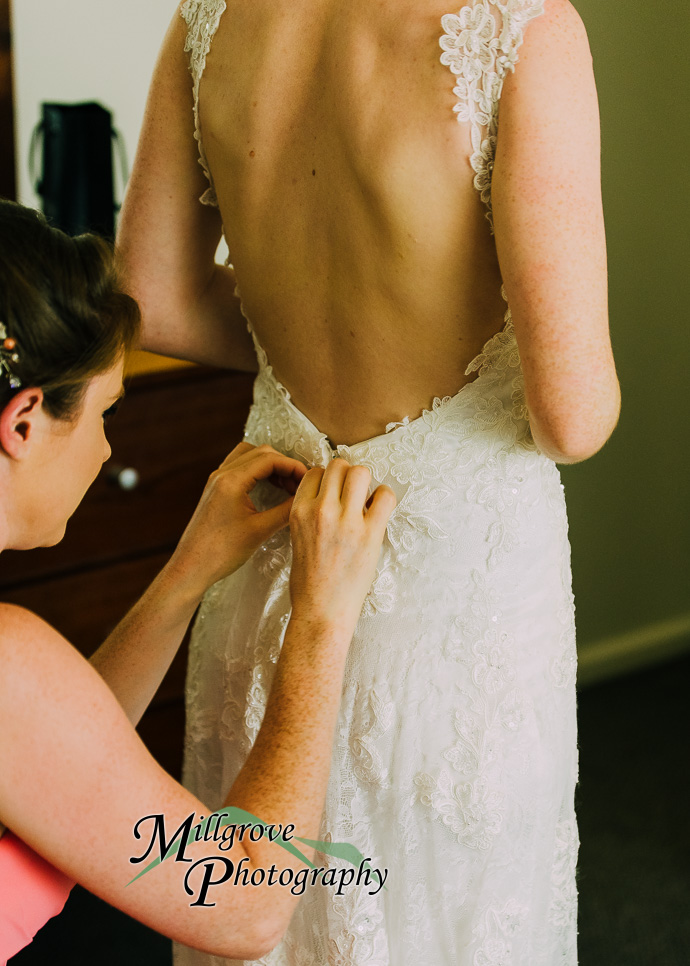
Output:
[
  {"xmin": 439, "ymin": 0, "xmax": 545, "ymax": 234},
  {"xmin": 180, "ymin": 0, "xmax": 227, "ymax": 207}
]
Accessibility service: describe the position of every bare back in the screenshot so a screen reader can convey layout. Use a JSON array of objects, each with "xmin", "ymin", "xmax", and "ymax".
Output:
[
  {"xmin": 165, "ymin": 6, "xmax": 608, "ymax": 960},
  {"xmin": 192, "ymin": 0, "xmax": 517, "ymax": 447}
]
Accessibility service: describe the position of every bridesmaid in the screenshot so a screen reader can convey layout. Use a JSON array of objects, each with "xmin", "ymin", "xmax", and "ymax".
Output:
[{"xmin": 0, "ymin": 199, "xmax": 396, "ymax": 962}]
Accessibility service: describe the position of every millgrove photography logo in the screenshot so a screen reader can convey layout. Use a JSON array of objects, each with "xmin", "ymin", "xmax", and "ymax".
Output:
[{"xmin": 128, "ymin": 806, "xmax": 389, "ymax": 907}]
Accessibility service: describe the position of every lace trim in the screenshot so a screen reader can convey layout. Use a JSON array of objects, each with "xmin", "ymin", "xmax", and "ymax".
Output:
[
  {"xmin": 180, "ymin": 0, "xmax": 544, "ymax": 222},
  {"xmin": 237, "ymin": 279, "xmax": 521, "ymax": 456},
  {"xmin": 180, "ymin": 0, "xmax": 227, "ymax": 207},
  {"xmin": 439, "ymin": 0, "xmax": 545, "ymax": 233}
]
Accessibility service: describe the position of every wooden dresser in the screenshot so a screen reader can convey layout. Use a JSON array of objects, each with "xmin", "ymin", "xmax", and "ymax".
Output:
[{"xmin": 0, "ymin": 361, "xmax": 256, "ymax": 781}]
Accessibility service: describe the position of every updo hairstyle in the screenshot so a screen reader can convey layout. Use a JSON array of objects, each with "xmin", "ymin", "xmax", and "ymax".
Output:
[{"xmin": 0, "ymin": 199, "xmax": 140, "ymax": 420}]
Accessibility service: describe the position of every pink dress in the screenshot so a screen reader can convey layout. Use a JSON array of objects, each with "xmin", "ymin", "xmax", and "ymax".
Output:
[{"xmin": 0, "ymin": 828, "xmax": 76, "ymax": 963}]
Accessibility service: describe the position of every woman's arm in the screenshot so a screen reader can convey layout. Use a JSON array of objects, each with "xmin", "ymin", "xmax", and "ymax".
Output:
[
  {"xmin": 87, "ymin": 564, "xmax": 203, "ymax": 728},
  {"xmin": 0, "ymin": 459, "xmax": 396, "ymax": 956},
  {"xmin": 491, "ymin": 0, "xmax": 621, "ymax": 463},
  {"xmin": 89, "ymin": 443, "xmax": 303, "ymax": 726},
  {"xmin": 0, "ymin": 603, "xmax": 351, "ymax": 959},
  {"xmin": 116, "ymin": 4, "xmax": 257, "ymax": 372}
]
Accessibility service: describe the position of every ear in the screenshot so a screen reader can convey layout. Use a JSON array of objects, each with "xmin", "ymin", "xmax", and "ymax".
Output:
[{"xmin": 0, "ymin": 387, "xmax": 45, "ymax": 459}]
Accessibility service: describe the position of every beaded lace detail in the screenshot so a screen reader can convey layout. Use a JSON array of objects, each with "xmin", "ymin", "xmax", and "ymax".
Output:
[
  {"xmin": 178, "ymin": 289, "xmax": 580, "ymax": 964},
  {"xmin": 439, "ymin": 0, "xmax": 545, "ymax": 233},
  {"xmin": 175, "ymin": 3, "xmax": 580, "ymax": 965},
  {"xmin": 180, "ymin": 0, "xmax": 227, "ymax": 207},
  {"xmin": 181, "ymin": 0, "xmax": 544, "ymax": 224}
]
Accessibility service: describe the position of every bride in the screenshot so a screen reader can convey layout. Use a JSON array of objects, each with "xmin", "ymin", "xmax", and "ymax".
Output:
[{"xmin": 118, "ymin": 0, "xmax": 620, "ymax": 962}]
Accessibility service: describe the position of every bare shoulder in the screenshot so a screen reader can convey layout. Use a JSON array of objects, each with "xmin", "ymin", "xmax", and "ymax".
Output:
[
  {"xmin": 509, "ymin": 0, "xmax": 593, "ymax": 83},
  {"xmin": 0, "ymin": 603, "xmax": 64, "ymax": 659},
  {"xmin": 497, "ymin": 0, "xmax": 599, "ymax": 155},
  {"xmin": 0, "ymin": 603, "xmax": 73, "ymax": 660},
  {"xmin": 0, "ymin": 604, "xmax": 90, "ymax": 711},
  {"xmin": 522, "ymin": 0, "xmax": 591, "ymax": 49}
]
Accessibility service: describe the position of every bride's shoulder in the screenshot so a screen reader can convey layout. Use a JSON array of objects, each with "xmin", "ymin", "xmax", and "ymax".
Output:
[
  {"xmin": 491, "ymin": 0, "xmax": 596, "ymax": 137},
  {"xmin": 514, "ymin": 0, "xmax": 592, "ymax": 64}
]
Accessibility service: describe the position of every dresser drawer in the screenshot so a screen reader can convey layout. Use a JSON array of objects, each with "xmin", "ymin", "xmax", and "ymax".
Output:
[
  {"xmin": 0, "ymin": 366, "xmax": 255, "ymax": 588},
  {"xmin": 1, "ymin": 551, "xmax": 170, "ymax": 656},
  {"xmin": 0, "ymin": 550, "xmax": 192, "ymax": 713}
]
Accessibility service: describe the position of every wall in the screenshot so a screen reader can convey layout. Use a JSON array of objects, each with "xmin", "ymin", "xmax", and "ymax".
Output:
[
  {"xmin": 12, "ymin": 0, "xmax": 173, "ymax": 210},
  {"xmin": 10, "ymin": 0, "xmax": 220, "ymax": 267},
  {"xmin": 564, "ymin": 0, "xmax": 690, "ymax": 681},
  {"xmin": 10, "ymin": 0, "xmax": 223, "ymax": 375}
]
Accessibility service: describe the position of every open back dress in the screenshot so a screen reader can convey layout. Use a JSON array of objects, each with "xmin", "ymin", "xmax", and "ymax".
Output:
[{"xmin": 174, "ymin": 1, "xmax": 580, "ymax": 963}]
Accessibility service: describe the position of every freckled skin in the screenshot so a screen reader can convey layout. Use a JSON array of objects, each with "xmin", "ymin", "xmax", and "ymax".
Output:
[
  {"xmin": 201, "ymin": 0, "xmax": 617, "ymax": 456},
  {"xmin": 0, "ymin": 410, "xmax": 395, "ymax": 957},
  {"xmin": 119, "ymin": 0, "xmax": 618, "ymax": 459}
]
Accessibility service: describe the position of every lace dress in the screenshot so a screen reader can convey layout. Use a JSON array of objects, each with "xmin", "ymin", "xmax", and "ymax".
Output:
[{"xmin": 174, "ymin": 1, "xmax": 580, "ymax": 963}]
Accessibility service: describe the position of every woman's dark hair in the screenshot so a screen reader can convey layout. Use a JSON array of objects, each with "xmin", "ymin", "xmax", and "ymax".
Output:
[{"xmin": 0, "ymin": 199, "xmax": 140, "ymax": 420}]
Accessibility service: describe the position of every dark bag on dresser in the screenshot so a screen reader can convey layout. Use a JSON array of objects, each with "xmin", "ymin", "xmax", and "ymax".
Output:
[{"xmin": 29, "ymin": 101, "xmax": 127, "ymax": 239}]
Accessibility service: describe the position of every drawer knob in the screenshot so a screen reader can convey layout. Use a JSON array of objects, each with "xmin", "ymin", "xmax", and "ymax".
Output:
[{"xmin": 108, "ymin": 465, "xmax": 140, "ymax": 491}]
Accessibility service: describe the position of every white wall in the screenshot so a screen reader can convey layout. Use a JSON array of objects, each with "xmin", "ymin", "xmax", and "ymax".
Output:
[
  {"xmin": 12, "ymin": 0, "xmax": 175, "ymax": 210},
  {"xmin": 11, "ymin": 0, "xmax": 229, "ymax": 256}
]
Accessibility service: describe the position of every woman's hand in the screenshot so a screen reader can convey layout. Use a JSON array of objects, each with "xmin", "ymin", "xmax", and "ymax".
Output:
[
  {"xmin": 288, "ymin": 458, "xmax": 397, "ymax": 633},
  {"xmin": 166, "ymin": 442, "xmax": 308, "ymax": 597}
]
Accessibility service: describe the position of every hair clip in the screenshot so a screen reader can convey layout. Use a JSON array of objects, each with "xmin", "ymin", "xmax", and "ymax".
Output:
[{"xmin": 0, "ymin": 322, "xmax": 22, "ymax": 389}]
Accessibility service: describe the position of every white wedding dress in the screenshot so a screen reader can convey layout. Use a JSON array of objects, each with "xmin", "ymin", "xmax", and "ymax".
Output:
[{"xmin": 174, "ymin": 1, "xmax": 580, "ymax": 964}]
